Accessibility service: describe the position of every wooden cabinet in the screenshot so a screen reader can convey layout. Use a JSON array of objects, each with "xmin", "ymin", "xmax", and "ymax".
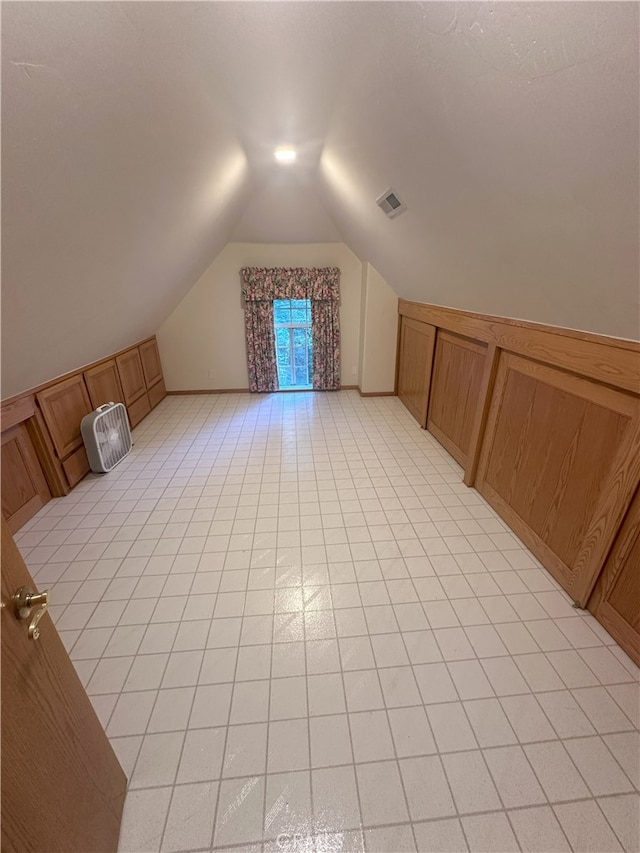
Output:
[
  {"xmin": 588, "ymin": 489, "xmax": 640, "ymax": 666},
  {"xmin": 427, "ymin": 331, "xmax": 487, "ymax": 466},
  {"xmin": 396, "ymin": 317, "xmax": 436, "ymax": 427},
  {"xmin": 84, "ymin": 360, "xmax": 124, "ymax": 409},
  {"xmin": 1, "ymin": 424, "xmax": 51, "ymax": 533},
  {"xmin": 476, "ymin": 353, "xmax": 639, "ymax": 604},
  {"xmin": 139, "ymin": 339, "xmax": 162, "ymax": 389},
  {"xmin": 36, "ymin": 375, "xmax": 92, "ymax": 460},
  {"xmin": 116, "ymin": 349, "xmax": 146, "ymax": 405}
]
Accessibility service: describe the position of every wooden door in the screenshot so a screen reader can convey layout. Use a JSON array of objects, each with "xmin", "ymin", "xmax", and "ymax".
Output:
[
  {"xmin": 427, "ymin": 331, "xmax": 487, "ymax": 466},
  {"xmin": 36, "ymin": 375, "xmax": 92, "ymax": 459},
  {"xmin": 139, "ymin": 339, "xmax": 162, "ymax": 389},
  {"xmin": 588, "ymin": 488, "xmax": 640, "ymax": 666},
  {"xmin": 84, "ymin": 360, "xmax": 124, "ymax": 409},
  {"xmin": 1, "ymin": 517, "xmax": 126, "ymax": 852},
  {"xmin": 116, "ymin": 348, "xmax": 146, "ymax": 405},
  {"xmin": 1, "ymin": 424, "xmax": 51, "ymax": 533},
  {"xmin": 397, "ymin": 317, "xmax": 436, "ymax": 427}
]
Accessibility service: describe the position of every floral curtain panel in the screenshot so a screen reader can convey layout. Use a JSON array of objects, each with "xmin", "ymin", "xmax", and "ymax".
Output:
[
  {"xmin": 240, "ymin": 267, "xmax": 341, "ymax": 393},
  {"xmin": 244, "ymin": 301, "xmax": 279, "ymax": 393}
]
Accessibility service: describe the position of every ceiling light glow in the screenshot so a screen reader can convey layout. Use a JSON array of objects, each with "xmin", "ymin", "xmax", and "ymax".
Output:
[{"xmin": 274, "ymin": 147, "xmax": 296, "ymax": 163}]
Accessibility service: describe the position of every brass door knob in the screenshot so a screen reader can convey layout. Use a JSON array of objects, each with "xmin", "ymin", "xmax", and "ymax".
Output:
[{"xmin": 13, "ymin": 586, "xmax": 49, "ymax": 639}]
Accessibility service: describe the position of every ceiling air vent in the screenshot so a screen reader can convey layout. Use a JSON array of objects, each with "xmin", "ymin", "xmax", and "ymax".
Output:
[{"xmin": 376, "ymin": 188, "xmax": 407, "ymax": 219}]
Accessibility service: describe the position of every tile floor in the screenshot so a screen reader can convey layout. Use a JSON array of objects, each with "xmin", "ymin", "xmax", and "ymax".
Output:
[{"xmin": 16, "ymin": 392, "xmax": 640, "ymax": 853}]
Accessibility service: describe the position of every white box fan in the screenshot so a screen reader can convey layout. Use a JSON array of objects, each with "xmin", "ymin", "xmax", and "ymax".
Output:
[{"xmin": 81, "ymin": 403, "xmax": 132, "ymax": 473}]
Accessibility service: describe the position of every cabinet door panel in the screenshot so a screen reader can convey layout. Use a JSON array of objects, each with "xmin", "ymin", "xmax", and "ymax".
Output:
[
  {"xmin": 116, "ymin": 349, "xmax": 146, "ymax": 405},
  {"xmin": 139, "ymin": 339, "xmax": 162, "ymax": 388},
  {"xmin": 62, "ymin": 446, "xmax": 90, "ymax": 488},
  {"xmin": 148, "ymin": 378, "xmax": 166, "ymax": 410},
  {"xmin": 84, "ymin": 361, "xmax": 124, "ymax": 409},
  {"xmin": 427, "ymin": 331, "xmax": 487, "ymax": 466},
  {"xmin": 1, "ymin": 424, "xmax": 51, "ymax": 532},
  {"xmin": 476, "ymin": 352, "xmax": 639, "ymax": 603},
  {"xmin": 127, "ymin": 392, "xmax": 151, "ymax": 428},
  {"xmin": 36, "ymin": 375, "xmax": 92, "ymax": 459},
  {"xmin": 397, "ymin": 318, "xmax": 436, "ymax": 428},
  {"xmin": 588, "ymin": 489, "xmax": 640, "ymax": 665}
]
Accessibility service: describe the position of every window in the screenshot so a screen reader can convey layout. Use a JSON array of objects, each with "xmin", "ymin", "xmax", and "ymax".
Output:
[{"xmin": 274, "ymin": 299, "xmax": 312, "ymax": 389}]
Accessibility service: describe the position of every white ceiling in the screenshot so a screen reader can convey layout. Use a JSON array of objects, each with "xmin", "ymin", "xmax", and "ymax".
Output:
[{"xmin": 2, "ymin": 2, "xmax": 638, "ymax": 397}]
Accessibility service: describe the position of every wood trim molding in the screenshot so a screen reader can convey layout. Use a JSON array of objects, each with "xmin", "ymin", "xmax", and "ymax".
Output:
[{"xmin": 399, "ymin": 300, "xmax": 640, "ymax": 394}]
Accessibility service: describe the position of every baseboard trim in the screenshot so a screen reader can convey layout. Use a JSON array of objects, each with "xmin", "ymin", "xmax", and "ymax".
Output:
[
  {"xmin": 165, "ymin": 386, "xmax": 397, "ymax": 397},
  {"xmin": 167, "ymin": 388, "xmax": 249, "ymax": 395}
]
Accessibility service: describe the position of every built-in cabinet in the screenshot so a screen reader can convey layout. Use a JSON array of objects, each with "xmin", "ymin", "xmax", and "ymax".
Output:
[
  {"xmin": 1, "ymin": 336, "xmax": 167, "ymax": 531},
  {"xmin": 395, "ymin": 301, "xmax": 640, "ymax": 651}
]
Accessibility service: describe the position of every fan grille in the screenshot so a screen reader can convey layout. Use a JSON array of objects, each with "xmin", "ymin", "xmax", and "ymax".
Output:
[{"xmin": 84, "ymin": 404, "xmax": 132, "ymax": 472}]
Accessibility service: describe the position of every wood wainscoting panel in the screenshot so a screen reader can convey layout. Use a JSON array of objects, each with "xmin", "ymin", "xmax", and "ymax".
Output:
[
  {"xmin": 427, "ymin": 331, "xmax": 487, "ymax": 466},
  {"xmin": 397, "ymin": 317, "xmax": 436, "ymax": 427},
  {"xmin": 84, "ymin": 360, "xmax": 124, "ymax": 409},
  {"xmin": 139, "ymin": 338, "xmax": 163, "ymax": 389},
  {"xmin": 1, "ymin": 424, "xmax": 51, "ymax": 532},
  {"xmin": 116, "ymin": 348, "xmax": 147, "ymax": 406},
  {"xmin": 36, "ymin": 375, "xmax": 92, "ymax": 460},
  {"xmin": 476, "ymin": 353, "xmax": 639, "ymax": 604},
  {"xmin": 588, "ymin": 488, "xmax": 640, "ymax": 665}
]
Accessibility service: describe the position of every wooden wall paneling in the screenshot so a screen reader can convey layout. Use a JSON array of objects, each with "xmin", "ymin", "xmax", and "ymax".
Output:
[
  {"xmin": 148, "ymin": 378, "xmax": 167, "ymax": 410},
  {"xmin": 398, "ymin": 300, "xmax": 640, "ymax": 395},
  {"xmin": 84, "ymin": 360, "xmax": 124, "ymax": 409},
  {"xmin": 127, "ymin": 392, "xmax": 151, "ymax": 428},
  {"xmin": 139, "ymin": 339, "xmax": 162, "ymax": 389},
  {"xmin": 397, "ymin": 317, "xmax": 436, "ymax": 427},
  {"xmin": 426, "ymin": 331, "xmax": 487, "ymax": 466},
  {"xmin": 115, "ymin": 349, "xmax": 147, "ymax": 406},
  {"xmin": 464, "ymin": 343, "xmax": 500, "ymax": 487},
  {"xmin": 36, "ymin": 375, "xmax": 92, "ymax": 460},
  {"xmin": 476, "ymin": 352, "xmax": 639, "ymax": 603},
  {"xmin": 1, "ymin": 424, "xmax": 52, "ymax": 532},
  {"xmin": 588, "ymin": 488, "xmax": 640, "ymax": 665}
]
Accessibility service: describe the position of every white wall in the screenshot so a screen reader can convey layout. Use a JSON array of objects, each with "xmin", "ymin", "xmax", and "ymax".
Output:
[
  {"xmin": 360, "ymin": 264, "xmax": 399, "ymax": 394},
  {"xmin": 157, "ymin": 242, "xmax": 365, "ymax": 391}
]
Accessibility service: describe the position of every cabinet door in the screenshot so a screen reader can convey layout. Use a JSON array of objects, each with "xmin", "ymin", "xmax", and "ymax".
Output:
[
  {"xmin": 397, "ymin": 317, "xmax": 436, "ymax": 428},
  {"xmin": 116, "ymin": 349, "xmax": 146, "ymax": 405},
  {"xmin": 84, "ymin": 360, "xmax": 124, "ymax": 409},
  {"xmin": 427, "ymin": 331, "xmax": 487, "ymax": 467},
  {"xmin": 139, "ymin": 339, "xmax": 162, "ymax": 389},
  {"xmin": 588, "ymin": 488, "xmax": 640, "ymax": 666},
  {"xmin": 36, "ymin": 375, "xmax": 92, "ymax": 459},
  {"xmin": 1, "ymin": 424, "xmax": 51, "ymax": 532},
  {"xmin": 476, "ymin": 353, "xmax": 639, "ymax": 604}
]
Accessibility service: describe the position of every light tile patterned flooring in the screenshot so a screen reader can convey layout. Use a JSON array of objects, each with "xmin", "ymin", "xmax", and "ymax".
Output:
[{"xmin": 16, "ymin": 392, "xmax": 639, "ymax": 853}]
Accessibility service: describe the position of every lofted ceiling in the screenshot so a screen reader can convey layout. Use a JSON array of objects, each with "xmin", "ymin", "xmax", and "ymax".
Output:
[{"xmin": 2, "ymin": 1, "xmax": 638, "ymax": 397}]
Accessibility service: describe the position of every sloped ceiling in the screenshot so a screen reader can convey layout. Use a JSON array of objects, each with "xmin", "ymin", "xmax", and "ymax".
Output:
[{"xmin": 2, "ymin": 2, "xmax": 638, "ymax": 397}]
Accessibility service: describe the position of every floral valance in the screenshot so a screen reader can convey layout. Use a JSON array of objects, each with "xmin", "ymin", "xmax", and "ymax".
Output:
[{"xmin": 240, "ymin": 267, "xmax": 340, "ymax": 302}]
